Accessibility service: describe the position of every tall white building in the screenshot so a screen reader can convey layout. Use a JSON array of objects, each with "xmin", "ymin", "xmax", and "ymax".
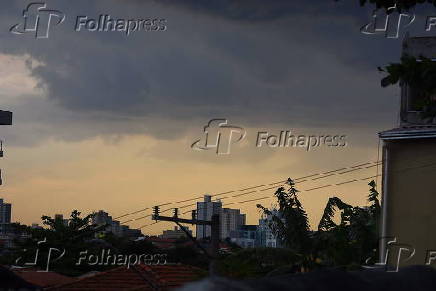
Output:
[
  {"xmin": 196, "ymin": 195, "xmax": 222, "ymax": 239},
  {"xmin": 196, "ymin": 195, "xmax": 246, "ymax": 240}
]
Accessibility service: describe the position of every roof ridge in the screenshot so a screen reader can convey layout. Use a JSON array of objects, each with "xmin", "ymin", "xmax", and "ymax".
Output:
[
  {"xmin": 46, "ymin": 266, "xmax": 129, "ymax": 290},
  {"xmin": 132, "ymin": 264, "xmax": 161, "ymax": 291}
]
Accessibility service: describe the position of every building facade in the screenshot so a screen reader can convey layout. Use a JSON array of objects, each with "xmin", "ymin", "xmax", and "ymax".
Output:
[
  {"xmin": 92, "ymin": 210, "xmax": 141, "ymax": 238},
  {"xmin": 230, "ymin": 225, "xmax": 259, "ymax": 248},
  {"xmin": 258, "ymin": 210, "xmax": 281, "ymax": 248},
  {"xmin": 196, "ymin": 195, "xmax": 247, "ymax": 240},
  {"xmin": 379, "ymin": 36, "xmax": 436, "ymax": 268},
  {"xmin": 0, "ymin": 199, "xmax": 11, "ymax": 235},
  {"xmin": 220, "ymin": 208, "xmax": 246, "ymax": 239},
  {"xmin": 196, "ymin": 195, "xmax": 222, "ymax": 239},
  {"xmin": 229, "ymin": 210, "xmax": 282, "ymax": 248},
  {"xmin": 160, "ymin": 226, "xmax": 192, "ymax": 240}
]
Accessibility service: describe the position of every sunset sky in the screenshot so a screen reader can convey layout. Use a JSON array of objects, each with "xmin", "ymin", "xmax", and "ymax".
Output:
[{"xmin": 1, "ymin": 0, "xmax": 434, "ymax": 235}]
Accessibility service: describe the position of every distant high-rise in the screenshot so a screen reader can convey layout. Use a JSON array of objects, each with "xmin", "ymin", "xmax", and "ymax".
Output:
[
  {"xmin": 0, "ymin": 198, "xmax": 11, "ymax": 234},
  {"xmin": 196, "ymin": 195, "xmax": 246, "ymax": 240},
  {"xmin": 196, "ymin": 195, "xmax": 222, "ymax": 239},
  {"xmin": 221, "ymin": 208, "xmax": 245, "ymax": 239}
]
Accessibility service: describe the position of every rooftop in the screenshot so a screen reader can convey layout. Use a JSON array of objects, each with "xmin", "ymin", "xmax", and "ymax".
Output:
[
  {"xmin": 379, "ymin": 125, "xmax": 436, "ymax": 140},
  {"xmin": 13, "ymin": 270, "xmax": 75, "ymax": 288},
  {"xmin": 48, "ymin": 264, "xmax": 205, "ymax": 290}
]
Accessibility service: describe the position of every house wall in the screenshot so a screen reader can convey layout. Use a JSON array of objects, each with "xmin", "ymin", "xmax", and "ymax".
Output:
[{"xmin": 382, "ymin": 138, "xmax": 436, "ymax": 268}]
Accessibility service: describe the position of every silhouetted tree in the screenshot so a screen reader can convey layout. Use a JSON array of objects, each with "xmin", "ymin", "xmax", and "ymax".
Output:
[
  {"xmin": 336, "ymin": 0, "xmax": 436, "ymax": 12},
  {"xmin": 257, "ymin": 179, "xmax": 381, "ymax": 270}
]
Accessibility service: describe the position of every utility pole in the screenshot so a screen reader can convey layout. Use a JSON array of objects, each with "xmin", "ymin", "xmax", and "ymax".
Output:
[{"xmin": 152, "ymin": 206, "xmax": 220, "ymax": 258}]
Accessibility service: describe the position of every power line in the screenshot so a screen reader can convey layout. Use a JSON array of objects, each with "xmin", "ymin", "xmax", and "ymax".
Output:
[
  {"xmin": 134, "ymin": 159, "xmax": 436, "ymax": 232},
  {"xmin": 128, "ymin": 158, "xmax": 436, "ymax": 228},
  {"xmin": 138, "ymin": 175, "xmax": 375, "ymax": 224},
  {"xmin": 114, "ymin": 159, "xmax": 382, "ymax": 222}
]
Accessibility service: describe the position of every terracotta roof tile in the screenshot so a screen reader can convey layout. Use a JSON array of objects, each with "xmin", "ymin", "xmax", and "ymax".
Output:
[
  {"xmin": 48, "ymin": 264, "xmax": 204, "ymax": 291},
  {"xmin": 13, "ymin": 270, "xmax": 75, "ymax": 288}
]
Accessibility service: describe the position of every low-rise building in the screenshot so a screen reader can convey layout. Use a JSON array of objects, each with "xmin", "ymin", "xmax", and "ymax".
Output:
[
  {"xmin": 230, "ymin": 225, "xmax": 259, "ymax": 248},
  {"xmin": 92, "ymin": 210, "xmax": 142, "ymax": 238},
  {"xmin": 229, "ymin": 210, "xmax": 282, "ymax": 249},
  {"xmin": 160, "ymin": 226, "xmax": 192, "ymax": 240},
  {"xmin": 258, "ymin": 210, "xmax": 281, "ymax": 248}
]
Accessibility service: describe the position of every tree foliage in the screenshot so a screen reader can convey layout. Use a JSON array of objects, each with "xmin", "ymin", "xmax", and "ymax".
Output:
[
  {"xmin": 257, "ymin": 179, "xmax": 381, "ymax": 270},
  {"xmin": 216, "ymin": 248, "xmax": 303, "ymax": 279},
  {"xmin": 316, "ymin": 180, "xmax": 380, "ymax": 267},
  {"xmin": 257, "ymin": 179, "xmax": 312, "ymax": 257},
  {"xmin": 379, "ymin": 55, "xmax": 436, "ymax": 116},
  {"xmin": 40, "ymin": 210, "xmax": 97, "ymax": 243},
  {"xmin": 336, "ymin": 0, "xmax": 436, "ymax": 12}
]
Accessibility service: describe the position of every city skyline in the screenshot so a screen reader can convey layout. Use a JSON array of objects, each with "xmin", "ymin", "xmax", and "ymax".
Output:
[{"xmin": 0, "ymin": 0, "xmax": 416, "ymax": 235}]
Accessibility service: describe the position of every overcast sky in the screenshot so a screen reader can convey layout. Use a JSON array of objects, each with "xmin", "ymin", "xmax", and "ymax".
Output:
[{"xmin": 1, "ymin": 0, "xmax": 435, "ymax": 233}]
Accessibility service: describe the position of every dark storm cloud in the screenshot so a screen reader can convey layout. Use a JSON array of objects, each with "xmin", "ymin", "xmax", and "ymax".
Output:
[
  {"xmin": 0, "ymin": 0, "xmax": 418, "ymax": 145},
  {"xmin": 152, "ymin": 0, "xmax": 309, "ymax": 21}
]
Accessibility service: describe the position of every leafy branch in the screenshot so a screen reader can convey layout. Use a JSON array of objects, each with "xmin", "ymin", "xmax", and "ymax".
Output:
[
  {"xmin": 379, "ymin": 55, "xmax": 436, "ymax": 117},
  {"xmin": 336, "ymin": 0, "xmax": 436, "ymax": 12},
  {"xmin": 257, "ymin": 179, "xmax": 381, "ymax": 269}
]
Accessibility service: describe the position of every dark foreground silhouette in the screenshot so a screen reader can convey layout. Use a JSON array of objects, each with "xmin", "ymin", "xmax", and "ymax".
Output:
[{"xmin": 180, "ymin": 266, "xmax": 436, "ymax": 291}]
